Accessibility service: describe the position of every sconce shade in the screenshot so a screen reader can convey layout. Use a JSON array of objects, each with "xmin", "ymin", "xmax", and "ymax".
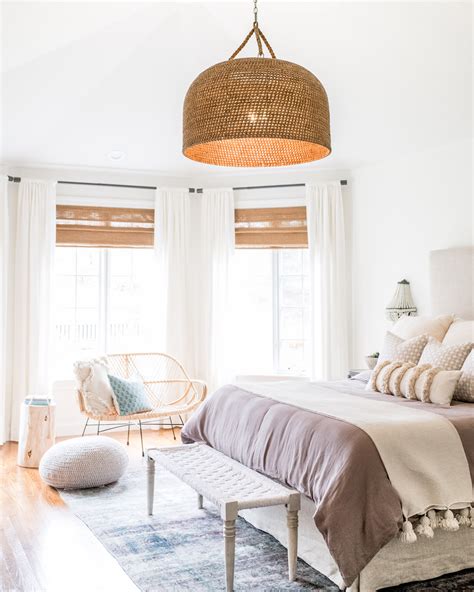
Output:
[
  {"xmin": 386, "ymin": 279, "xmax": 417, "ymax": 321},
  {"xmin": 183, "ymin": 57, "xmax": 331, "ymax": 167}
]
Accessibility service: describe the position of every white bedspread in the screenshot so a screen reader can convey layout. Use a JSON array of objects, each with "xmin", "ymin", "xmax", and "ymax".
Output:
[{"xmin": 238, "ymin": 380, "xmax": 472, "ymax": 518}]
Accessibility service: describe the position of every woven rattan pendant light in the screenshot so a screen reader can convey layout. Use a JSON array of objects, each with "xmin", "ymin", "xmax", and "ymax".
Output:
[{"xmin": 183, "ymin": 0, "xmax": 331, "ymax": 168}]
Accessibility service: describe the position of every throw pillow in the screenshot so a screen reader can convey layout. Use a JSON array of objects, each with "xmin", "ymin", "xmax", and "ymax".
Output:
[
  {"xmin": 108, "ymin": 374, "xmax": 153, "ymax": 416},
  {"xmin": 414, "ymin": 367, "xmax": 462, "ymax": 406},
  {"xmin": 442, "ymin": 319, "xmax": 474, "ymax": 346},
  {"xmin": 73, "ymin": 357, "xmax": 118, "ymax": 416},
  {"xmin": 378, "ymin": 332, "xmax": 429, "ymax": 365},
  {"xmin": 392, "ymin": 314, "xmax": 454, "ymax": 342},
  {"xmin": 418, "ymin": 337, "xmax": 473, "ymax": 370},
  {"xmin": 453, "ymin": 352, "xmax": 474, "ymax": 403}
]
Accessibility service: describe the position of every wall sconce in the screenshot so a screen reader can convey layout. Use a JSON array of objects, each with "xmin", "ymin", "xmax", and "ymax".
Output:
[{"xmin": 385, "ymin": 279, "xmax": 417, "ymax": 321}]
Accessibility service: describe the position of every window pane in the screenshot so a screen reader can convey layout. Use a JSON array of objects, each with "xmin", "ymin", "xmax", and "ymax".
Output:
[
  {"xmin": 55, "ymin": 247, "xmax": 76, "ymax": 275},
  {"xmin": 279, "ymin": 250, "xmax": 302, "ymax": 275},
  {"xmin": 230, "ymin": 250, "xmax": 273, "ymax": 374},
  {"xmin": 76, "ymin": 276, "xmax": 100, "ymax": 308},
  {"xmin": 279, "ymin": 341, "xmax": 305, "ymax": 373},
  {"xmin": 76, "ymin": 248, "xmax": 100, "ymax": 275},
  {"xmin": 279, "ymin": 307, "xmax": 303, "ymax": 339},
  {"xmin": 279, "ymin": 277, "xmax": 303, "ymax": 307}
]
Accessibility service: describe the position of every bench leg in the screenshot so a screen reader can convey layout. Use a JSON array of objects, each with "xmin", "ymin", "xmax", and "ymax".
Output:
[
  {"xmin": 197, "ymin": 493, "xmax": 203, "ymax": 509},
  {"xmin": 147, "ymin": 455, "xmax": 155, "ymax": 516},
  {"xmin": 287, "ymin": 510, "xmax": 298, "ymax": 581},
  {"xmin": 222, "ymin": 501, "xmax": 238, "ymax": 592},
  {"xmin": 287, "ymin": 492, "xmax": 300, "ymax": 582}
]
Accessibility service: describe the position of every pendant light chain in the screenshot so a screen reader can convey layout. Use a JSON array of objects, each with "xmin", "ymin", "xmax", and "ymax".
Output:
[{"xmin": 229, "ymin": 0, "xmax": 276, "ymax": 60}]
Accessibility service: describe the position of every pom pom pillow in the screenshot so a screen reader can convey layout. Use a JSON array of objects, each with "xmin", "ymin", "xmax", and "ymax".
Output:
[{"xmin": 73, "ymin": 357, "xmax": 117, "ymax": 416}]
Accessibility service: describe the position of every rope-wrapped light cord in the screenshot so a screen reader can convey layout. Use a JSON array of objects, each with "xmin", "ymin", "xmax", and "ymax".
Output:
[{"xmin": 229, "ymin": 0, "xmax": 276, "ymax": 60}]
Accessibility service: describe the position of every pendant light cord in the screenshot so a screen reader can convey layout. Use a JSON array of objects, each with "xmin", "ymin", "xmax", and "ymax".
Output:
[{"xmin": 229, "ymin": 0, "xmax": 276, "ymax": 60}]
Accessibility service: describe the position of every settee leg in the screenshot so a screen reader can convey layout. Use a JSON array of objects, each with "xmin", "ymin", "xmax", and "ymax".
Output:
[
  {"xmin": 127, "ymin": 421, "xmax": 131, "ymax": 445},
  {"xmin": 139, "ymin": 420, "xmax": 144, "ymax": 457},
  {"xmin": 81, "ymin": 418, "xmax": 89, "ymax": 437}
]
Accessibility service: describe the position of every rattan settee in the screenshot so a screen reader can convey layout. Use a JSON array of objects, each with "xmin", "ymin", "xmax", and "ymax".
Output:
[{"xmin": 78, "ymin": 352, "xmax": 207, "ymax": 455}]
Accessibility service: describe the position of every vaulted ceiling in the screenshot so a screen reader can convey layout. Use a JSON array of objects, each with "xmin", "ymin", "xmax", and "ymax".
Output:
[{"xmin": 1, "ymin": 1, "xmax": 471, "ymax": 175}]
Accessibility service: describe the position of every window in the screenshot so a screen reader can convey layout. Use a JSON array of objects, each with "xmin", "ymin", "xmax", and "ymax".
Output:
[
  {"xmin": 232, "ymin": 249, "xmax": 310, "ymax": 376},
  {"xmin": 53, "ymin": 247, "xmax": 158, "ymax": 378}
]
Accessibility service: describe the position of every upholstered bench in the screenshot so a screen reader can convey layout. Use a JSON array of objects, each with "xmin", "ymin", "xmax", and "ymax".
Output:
[{"xmin": 146, "ymin": 443, "xmax": 300, "ymax": 592}]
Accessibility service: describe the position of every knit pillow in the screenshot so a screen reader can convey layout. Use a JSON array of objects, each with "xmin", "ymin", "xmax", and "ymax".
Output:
[
  {"xmin": 418, "ymin": 337, "xmax": 473, "ymax": 370},
  {"xmin": 378, "ymin": 332, "xmax": 429, "ymax": 365},
  {"xmin": 453, "ymin": 352, "xmax": 474, "ymax": 403},
  {"xmin": 108, "ymin": 375, "xmax": 153, "ymax": 416}
]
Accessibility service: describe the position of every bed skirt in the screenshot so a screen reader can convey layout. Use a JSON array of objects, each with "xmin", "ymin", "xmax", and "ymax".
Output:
[{"xmin": 240, "ymin": 495, "xmax": 474, "ymax": 592}]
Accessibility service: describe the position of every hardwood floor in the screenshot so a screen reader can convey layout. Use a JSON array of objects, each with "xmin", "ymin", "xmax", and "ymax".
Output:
[{"xmin": 1, "ymin": 430, "xmax": 180, "ymax": 592}]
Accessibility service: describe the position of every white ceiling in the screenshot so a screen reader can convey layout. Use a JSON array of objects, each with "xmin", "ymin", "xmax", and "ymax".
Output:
[{"xmin": 1, "ymin": 1, "xmax": 472, "ymax": 176}]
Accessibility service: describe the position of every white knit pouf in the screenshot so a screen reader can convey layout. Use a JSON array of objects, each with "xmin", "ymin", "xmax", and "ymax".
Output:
[{"xmin": 39, "ymin": 436, "xmax": 129, "ymax": 489}]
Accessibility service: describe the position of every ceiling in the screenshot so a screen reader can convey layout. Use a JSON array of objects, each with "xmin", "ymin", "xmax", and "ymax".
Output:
[{"xmin": 1, "ymin": 1, "xmax": 472, "ymax": 176}]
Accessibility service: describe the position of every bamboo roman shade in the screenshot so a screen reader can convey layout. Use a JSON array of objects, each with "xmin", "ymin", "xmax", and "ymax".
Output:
[
  {"xmin": 235, "ymin": 206, "xmax": 307, "ymax": 248},
  {"xmin": 56, "ymin": 205, "xmax": 154, "ymax": 247},
  {"xmin": 56, "ymin": 205, "xmax": 307, "ymax": 248}
]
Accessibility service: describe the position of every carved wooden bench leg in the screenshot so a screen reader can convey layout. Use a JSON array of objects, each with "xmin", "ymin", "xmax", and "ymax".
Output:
[
  {"xmin": 222, "ymin": 501, "xmax": 238, "ymax": 592},
  {"xmin": 287, "ymin": 492, "xmax": 300, "ymax": 582},
  {"xmin": 147, "ymin": 455, "xmax": 155, "ymax": 516}
]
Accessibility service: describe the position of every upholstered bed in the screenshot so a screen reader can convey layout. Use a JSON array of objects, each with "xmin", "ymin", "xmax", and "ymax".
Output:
[{"xmin": 182, "ymin": 247, "xmax": 474, "ymax": 591}]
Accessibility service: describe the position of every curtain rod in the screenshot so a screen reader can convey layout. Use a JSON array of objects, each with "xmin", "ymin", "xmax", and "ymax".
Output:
[{"xmin": 7, "ymin": 176, "xmax": 347, "ymax": 191}]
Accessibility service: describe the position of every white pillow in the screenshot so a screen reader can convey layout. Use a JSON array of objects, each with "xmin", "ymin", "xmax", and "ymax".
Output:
[
  {"xmin": 414, "ymin": 368, "xmax": 462, "ymax": 406},
  {"xmin": 442, "ymin": 318, "xmax": 474, "ymax": 346},
  {"xmin": 73, "ymin": 357, "xmax": 118, "ymax": 416},
  {"xmin": 378, "ymin": 332, "xmax": 428, "ymax": 365},
  {"xmin": 392, "ymin": 314, "xmax": 454, "ymax": 342}
]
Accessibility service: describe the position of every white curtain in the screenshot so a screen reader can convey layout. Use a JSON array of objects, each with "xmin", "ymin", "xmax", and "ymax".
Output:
[
  {"xmin": 306, "ymin": 182, "xmax": 349, "ymax": 380},
  {"xmin": 9, "ymin": 180, "xmax": 56, "ymax": 441},
  {"xmin": 154, "ymin": 188, "xmax": 193, "ymax": 372},
  {"xmin": 154, "ymin": 187, "xmax": 235, "ymax": 393},
  {"xmin": 0, "ymin": 177, "xmax": 8, "ymax": 444},
  {"xmin": 194, "ymin": 188, "xmax": 235, "ymax": 392}
]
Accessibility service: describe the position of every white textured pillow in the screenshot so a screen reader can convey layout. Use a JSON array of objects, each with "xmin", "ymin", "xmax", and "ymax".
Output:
[
  {"xmin": 453, "ymin": 352, "xmax": 474, "ymax": 403},
  {"xmin": 392, "ymin": 314, "xmax": 454, "ymax": 342},
  {"xmin": 418, "ymin": 337, "xmax": 473, "ymax": 370},
  {"xmin": 442, "ymin": 319, "xmax": 474, "ymax": 346},
  {"xmin": 73, "ymin": 357, "xmax": 118, "ymax": 416},
  {"xmin": 378, "ymin": 332, "xmax": 428, "ymax": 365},
  {"xmin": 414, "ymin": 368, "xmax": 462, "ymax": 406}
]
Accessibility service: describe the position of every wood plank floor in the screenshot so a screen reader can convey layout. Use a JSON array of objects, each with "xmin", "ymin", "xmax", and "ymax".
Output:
[{"xmin": 1, "ymin": 430, "xmax": 180, "ymax": 592}]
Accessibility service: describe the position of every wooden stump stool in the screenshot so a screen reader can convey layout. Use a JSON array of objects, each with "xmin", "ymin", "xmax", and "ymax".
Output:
[{"xmin": 17, "ymin": 399, "xmax": 56, "ymax": 468}]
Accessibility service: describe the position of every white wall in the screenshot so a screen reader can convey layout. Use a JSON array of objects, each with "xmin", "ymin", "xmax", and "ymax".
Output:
[{"xmin": 349, "ymin": 139, "xmax": 473, "ymax": 367}]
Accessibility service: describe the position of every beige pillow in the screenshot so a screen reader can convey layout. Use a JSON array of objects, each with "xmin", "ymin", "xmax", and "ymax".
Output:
[
  {"xmin": 73, "ymin": 357, "xmax": 118, "ymax": 416},
  {"xmin": 453, "ymin": 352, "xmax": 474, "ymax": 403},
  {"xmin": 418, "ymin": 337, "xmax": 473, "ymax": 370},
  {"xmin": 442, "ymin": 319, "xmax": 474, "ymax": 346},
  {"xmin": 414, "ymin": 368, "xmax": 462, "ymax": 405},
  {"xmin": 399, "ymin": 364, "xmax": 431, "ymax": 400},
  {"xmin": 378, "ymin": 332, "xmax": 428, "ymax": 365},
  {"xmin": 392, "ymin": 314, "xmax": 454, "ymax": 342}
]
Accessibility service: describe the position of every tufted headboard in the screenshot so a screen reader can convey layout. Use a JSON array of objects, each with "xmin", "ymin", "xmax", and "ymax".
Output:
[{"xmin": 430, "ymin": 247, "xmax": 473, "ymax": 319}]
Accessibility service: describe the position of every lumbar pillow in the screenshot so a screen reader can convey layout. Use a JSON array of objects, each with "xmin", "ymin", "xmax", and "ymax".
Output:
[
  {"xmin": 414, "ymin": 367, "xmax": 462, "ymax": 406},
  {"xmin": 442, "ymin": 318, "xmax": 474, "ymax": 346},
  {"xmin": 453, "ymin": 352, "xmax": 474, "ymax": 403},
  {"xmin": 368, "ymin": 361, "xmax": 461, "ymax": 405},
  {"xmin": 418, "ymin": 337, "xmax": 473, "ymax": 370},
  {"xmin": 392, "ymin": 314, "xmax": 454, "ymax": 342},
  {"xmin": 378, "ymin": 332, "xmax": 428, "ymax": 365},
  {"xmin": 73, "ymin": 357, "xmax": 117, "ymax": 416},
  {"xmin": 108, "ymin": 374, "xmax": 153, "ymax": 416}
]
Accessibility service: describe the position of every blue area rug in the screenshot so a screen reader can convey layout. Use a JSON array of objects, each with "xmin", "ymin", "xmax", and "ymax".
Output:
[{"xmin": 60, "ymin": 463, "xmax": 474, "ymax": 591}]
